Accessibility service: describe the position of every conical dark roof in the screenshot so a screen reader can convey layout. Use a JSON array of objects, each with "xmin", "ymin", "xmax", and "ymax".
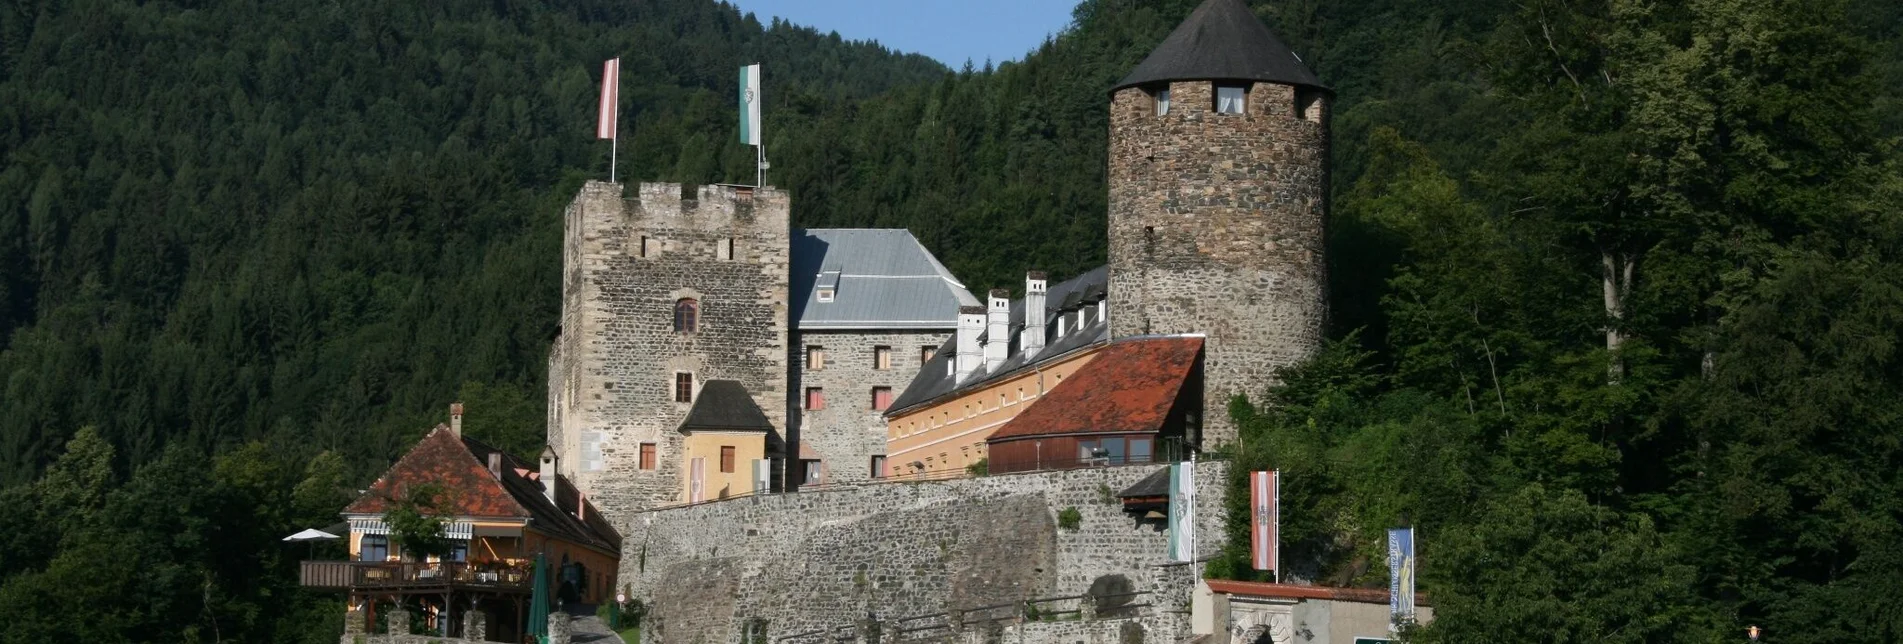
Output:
[{"xmin": 1114, "ymin": 0, "xmax": 1323, "ymax": 92}]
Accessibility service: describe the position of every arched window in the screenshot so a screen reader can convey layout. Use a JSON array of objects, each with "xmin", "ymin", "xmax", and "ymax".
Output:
[{"xmin": 674, "ymin": 298, "xmax": 698, "ymax": 333}]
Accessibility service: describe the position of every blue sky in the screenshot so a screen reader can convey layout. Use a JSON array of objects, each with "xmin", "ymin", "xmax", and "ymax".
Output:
[{"xmin": 727, "ymin": 0, "xmax": 1079, "ymax": 67}]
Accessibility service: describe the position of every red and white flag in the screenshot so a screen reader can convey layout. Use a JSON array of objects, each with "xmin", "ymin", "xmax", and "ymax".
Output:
[
  {"xmin": 1251, "ymin": 470, "xmax": 1278, "ymax": 571},
  {"xmin": 596, "ymin": 58, "xmax": 620, "ymax": 140}
]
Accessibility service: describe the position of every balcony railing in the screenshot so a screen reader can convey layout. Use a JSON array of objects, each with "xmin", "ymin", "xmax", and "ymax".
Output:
[{"xmin": 299, "ymin": 560, "xmax": 533, "ymax": 591}]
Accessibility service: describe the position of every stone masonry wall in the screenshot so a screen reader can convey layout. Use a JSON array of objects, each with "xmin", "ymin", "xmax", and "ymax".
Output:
[
  {"xmin": 1106, "ymin": 80, "xmax": 1330, "ymax": 447},
  {"xmin": 550, "ymin": 181, "xmax": 791, "ymax": 520},
  {"xmin": 621, "ymin": 462, "xmax": 1228, "ymax": 643},
  {"xmin": 792, "ymin": 329, "xmax": 949, "ymax": 483}
]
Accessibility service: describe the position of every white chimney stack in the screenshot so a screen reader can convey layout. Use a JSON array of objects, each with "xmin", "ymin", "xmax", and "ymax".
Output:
[
  {"xmin": 449, "ymin": 402, "xmax": 464, "ymax": 437},
  {"xmin": 955, "ymin": 305, "xmax": 985, "ymax": 382},
  {"xmin": 984, "ymin": 289, "xmax": 1010, "ymax": 372},
  {"xmin": 538, "ymin": 445, "xmax": 558, "ymax": 504},
  {"xmin": 1023, "ymin": 272, "xmax": 1047, "ymax": 358}
]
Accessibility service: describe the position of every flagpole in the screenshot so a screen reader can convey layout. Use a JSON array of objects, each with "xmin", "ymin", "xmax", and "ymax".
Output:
[{"xmin": 1273, "ymin": 470, "xmax": 1281, "ymax": 584}]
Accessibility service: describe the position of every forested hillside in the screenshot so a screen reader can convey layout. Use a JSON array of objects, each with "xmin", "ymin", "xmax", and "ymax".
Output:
[{"xmin": 2, "ymin": 0, "xmax": 1901, "ymax": 641}]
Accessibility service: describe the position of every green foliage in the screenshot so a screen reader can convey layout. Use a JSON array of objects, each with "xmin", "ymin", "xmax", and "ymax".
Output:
[
  {"xmin": 0, "ymin": 0, "xmax": 1899, "ymax": 641},
  {"xmin": 382, "ymin": 482, "xmax": 453, "ymax": 561},
  {"xmin": 966, "ymin": 457, "xmax": 990, "ymax": 477},
  {"xmin": 1057, "ymin": 506, "xmax": 1084, "ymax": 531}
]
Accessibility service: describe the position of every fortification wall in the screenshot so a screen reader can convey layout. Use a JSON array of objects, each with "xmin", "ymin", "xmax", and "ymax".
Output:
[
  {"xmin": 622, "ymin": 462, "xmax": 1228, "ymax": 644},
  {"xmin": 1106, "ymin": 80, "xmax": 1330, "ymax": 447},
  {"xmin": 550, "ymin": 180, "xmax": 792, "ymax": 518}
]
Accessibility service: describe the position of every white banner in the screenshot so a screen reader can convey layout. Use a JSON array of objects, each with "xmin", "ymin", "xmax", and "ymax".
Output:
[
  {"xmin": 1167, "ymin": 462, "xmax": 1195, "ymax": 562},
  {"xmin": 739, "ymin": 63, "xmax": 762, "ymax": 146}
]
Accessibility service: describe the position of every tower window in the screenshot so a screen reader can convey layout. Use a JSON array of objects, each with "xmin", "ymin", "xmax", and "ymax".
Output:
[
  {"xmin": 920, "ymin": 346, "xmax": 936, "ymax": 365},
  {"xmin": 717, "ymin": 237, "xmax": 734, "ymax": 260},
  {"xmin": 1215, "ymin": 84, "xmax": 1248, "ymax": 114},
  {"xmin": 805, "ymin": 387, "xmax": 825, "ymax": 411},
  {"xmin": 807, "ymin": 345, "xmax": 826, "ymax": 370},
  {"xmin": 872, "ymin": 387, "xmax": 893, "ymax": 411},
  {"xmin": 874, "ymin": 346, "xmax": 892, "ymax": 370},
  {"xmin": 674, "ymin": 372, "xmax": 695, "ymax": 402},
  {"xmin": 639, "ymin": 443, "xmax": 656, "ymax": 470},
  {"xmin": 674, "ymin": 298, "xmax": 699, "ymax": 333},
  {"xmin": 1151, "ymin": 85, "xmax": 1171, "ymax": 115}
]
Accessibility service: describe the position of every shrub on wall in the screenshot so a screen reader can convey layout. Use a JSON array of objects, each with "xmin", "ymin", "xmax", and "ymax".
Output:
[{"xmin": 1057, "ymin": 507, "xmax": 1083, "ymax": 530}]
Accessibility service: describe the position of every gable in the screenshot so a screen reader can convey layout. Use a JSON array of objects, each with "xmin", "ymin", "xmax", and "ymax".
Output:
[{"xmin": 342, "ymin": 426, "xmax": 530, "ymax": 519}]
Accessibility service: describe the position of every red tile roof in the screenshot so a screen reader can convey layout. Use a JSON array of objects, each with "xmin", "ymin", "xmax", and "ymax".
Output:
[
  {"xmin": 1204, "ymin": 579, "xmax": 1431, "ymax": 607},
  {"xmin": 988, "ymin": 336, "xmax": 1202, "ymax": 441},
  {"xmin": 341, "ymin": 425, "xmax": 622, "ymax": 553},
  {"xmin": 344, "ymin": 425, "xmax": 530, "ymax": 518}
]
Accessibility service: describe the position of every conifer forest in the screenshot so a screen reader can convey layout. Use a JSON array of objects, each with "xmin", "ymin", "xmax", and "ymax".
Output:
[{"xmin": 2, "ymin": 0, "xmax": 1902, "ymax": 641}]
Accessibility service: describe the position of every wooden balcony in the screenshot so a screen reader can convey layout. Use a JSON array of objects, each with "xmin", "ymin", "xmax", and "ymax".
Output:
[{"xmin": 300, "ymin": 561, "xmax": 533, "ymax": 593}]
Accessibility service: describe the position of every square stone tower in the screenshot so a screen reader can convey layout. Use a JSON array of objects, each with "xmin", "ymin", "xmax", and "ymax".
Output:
[
  {"xmin": 548, "ymin": 181, "xmax": 791, "ymax": 518},
  {"xmin": 1106, "ymin": 0, "xmax": 1331, "ymax": 447}
]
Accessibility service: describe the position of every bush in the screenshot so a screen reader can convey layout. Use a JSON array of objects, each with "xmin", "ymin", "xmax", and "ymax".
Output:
[{"xmin": 1057, "ymin": 507, "xmax": 1083, "ymax": 530}]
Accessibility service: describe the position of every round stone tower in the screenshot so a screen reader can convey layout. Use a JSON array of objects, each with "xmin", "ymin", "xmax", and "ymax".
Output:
[{"xmin": 1106, "ymin": 0, "xmax": 1330, "ymax": 447}]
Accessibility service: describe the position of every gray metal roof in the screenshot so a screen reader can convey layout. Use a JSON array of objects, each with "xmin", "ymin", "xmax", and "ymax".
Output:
[
  {"xmin": 792, "ymin": 229, "xmax": 980, "ymax": 330},
  {"xmin": 887, "ymin": 266, "xmax": 1112, "ymax": 415},
  {"xmin": 1114, "ymin": 0, "xmax": 1324, "ymax": 92}
]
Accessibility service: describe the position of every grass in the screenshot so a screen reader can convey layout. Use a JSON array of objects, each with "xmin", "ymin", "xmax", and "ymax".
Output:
[{"xmin": 618, "ymin": 625, "xmax": 640, "ymax": 644}]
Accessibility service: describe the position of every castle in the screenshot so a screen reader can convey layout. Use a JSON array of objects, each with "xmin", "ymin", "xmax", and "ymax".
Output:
[{"xmin": 547, "ymin": 0, "xmax": 1330, "ymax": 520}]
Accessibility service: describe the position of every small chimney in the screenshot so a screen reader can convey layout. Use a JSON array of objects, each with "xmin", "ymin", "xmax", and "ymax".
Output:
[
  {"xmin": 449, "ymin": 402, "xmax": 464, "ymax": 436},
  {"xmin": 538, "ymin": 445, "xmax": 558, "ymax": 504},
  {"xmin": 954, "ymin": 305, "xmax": 985, "ymax": 382},
  {"xmin": 1023, "ymin": 272, "xmax": 1047, "ymax": 358},
  {"xmin": 487, "ymin": 452, "xmax": 502, "ymax": 480},
  {"xmin": 984, "ymin": 289, "xmax": 1010, "ymax": 371}
]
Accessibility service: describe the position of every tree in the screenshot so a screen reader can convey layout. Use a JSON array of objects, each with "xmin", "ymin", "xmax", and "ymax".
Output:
[{"xmin": 383, "ymin": 483, "xmax": 454, "ymax": 562}]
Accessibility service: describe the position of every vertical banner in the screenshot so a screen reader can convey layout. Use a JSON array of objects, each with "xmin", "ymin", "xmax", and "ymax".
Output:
[
  {"xmin": 1388, "ymin": 527, "xmax": 1417, "ymax": 631},
  {"xmin": 1167, "ymin": 462, "xmax": 1196, "ymax": 562},
  {"xmin": 738, "ymin": 64, "xmax": 762, "ymax": 146},
  {"xmin": 752, "ymin": 459, "xmax": 771, "ymax": 495},
  {"xmin": 596, "ymin": 58, "xmax": 620, "ymax": 140},
  {"xmin": 1250, "ymin": 470, "xmax": 1278, "ymax": 571},
  {"xmin": 689, "ymin": 458, "xmax": 705, "ymax": 503}
]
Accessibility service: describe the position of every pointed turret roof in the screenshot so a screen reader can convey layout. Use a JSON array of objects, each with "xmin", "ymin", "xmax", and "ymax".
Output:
[{"xmin": 1114, "ymin": 0, "xmax": 1323, "ymax": 91}]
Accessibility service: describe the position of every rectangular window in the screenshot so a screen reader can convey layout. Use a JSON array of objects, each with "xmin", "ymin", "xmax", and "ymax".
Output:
[
  {"xmin": 717, "ymin": 237, "xmax": 734, "ymax": 260},
  {"xmin": 1079, "ymin": 439, "xmax": 1100, "ymax": 461},
  {"xmin": 817, "ymin": 287, "xmax": 836, "ymax": 303},
  {"xmin": 807, "ymin": 345, "xmax": 825, "ymax": 370},
  {"xmin": 872, "ymin": 387, "xmax": 893, "ymax": 411},
  {"xmin": 803, "ymin": 460, "xmax": 823, "ymax": 484},
  {"xmin": 674, "ymin": 373, "xmax": 694, "ymax": 403},
  {"xmin": 359, "ymin": 535, "xmax": 388, "ymax": 562},
  {"xmin": 1153, "ymin": 85, "xmax": 1171, "ymax": 115},
  {"xmin": 1102, "ymin": 437, "xmax": 1127, "ymax": 464},
  {"xmin": 720, "ymin": 446, "xmax": 736, "ymax": 473},
  {"xmin": 448, "ymin": 540, "xmax": 468, "ymax": 562},
  {"xmin": 805, "ymin": 387, "xmax": 825, "ymax": 411},
  {"xmin": 639, "ymin": 443, "xmax": 657, "ymax": 470},
  {"xmin": 642, "ymin": 236, "xmax": 660, "ymax": 257},
  {"xmin": 874, "ymin": 346, "xmax": 892, "ymax": 370},
  {"xmin": 870, "ymin": 455, "xmax": 887, "ymax": 478},
  {"xmin": 1130, "ymin": 438, "xmax": 1153, "ymax": 464},
  {"xmin": 1215, "ymin": 84, "xmax": 1248, "ymax": 114},
  {"xmin": 920, "ymin": 346, "xmax": 936, "ymax": 365}
]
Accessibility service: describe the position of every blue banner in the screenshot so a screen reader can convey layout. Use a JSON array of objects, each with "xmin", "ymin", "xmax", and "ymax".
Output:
[{"xmin": 1388, "ymin": 527, "xmax": 1416, "ymax": 631}]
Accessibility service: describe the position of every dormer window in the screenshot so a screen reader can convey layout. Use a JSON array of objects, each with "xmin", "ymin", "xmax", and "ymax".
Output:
[
  {"xmin": 1215, "ymin": 84, "xmax": 1248, "ymax": 114},
  {"xmin": 815, "ymin": 269, "xmax": 841, "ymax": 303}
]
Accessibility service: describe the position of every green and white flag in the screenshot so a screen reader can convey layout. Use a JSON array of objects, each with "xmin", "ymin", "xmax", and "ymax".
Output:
[
  {"xmin": 1168, "ymin": 461, "xmax": 1195, "ymax": 562},
  {"xmin": 739, "ymin": 63, "xmax": 762, "ymax": 146}
]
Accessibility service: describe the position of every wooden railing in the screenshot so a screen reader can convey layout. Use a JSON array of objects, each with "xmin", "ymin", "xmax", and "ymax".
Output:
[{"xmin": 299, "ymin": 561, "xmax": 533, "ymax": 591}]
